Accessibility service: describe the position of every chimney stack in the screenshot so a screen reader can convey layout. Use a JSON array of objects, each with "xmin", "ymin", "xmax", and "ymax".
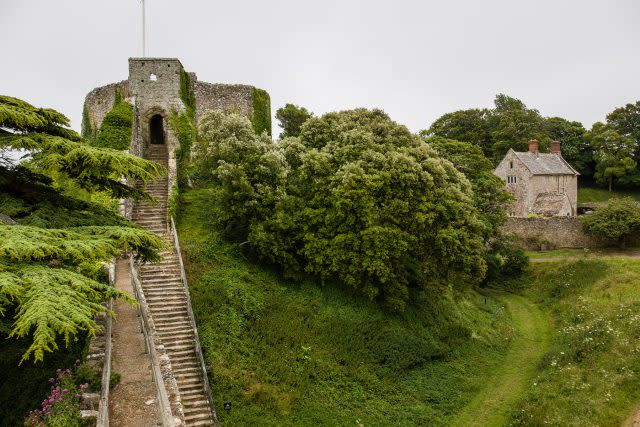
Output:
[
  {"xmin": 550, "ymin": 140, "xmax": 561, "ymax": 154},
  {"xmin": 528, "ymin": 139, "xmax": 539, "ymax": 153}
]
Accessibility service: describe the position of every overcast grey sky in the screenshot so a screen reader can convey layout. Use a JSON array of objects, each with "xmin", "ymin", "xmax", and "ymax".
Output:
[{"xmin": 1, "ymin": 0, "xmax": 638, "ymax": 135}]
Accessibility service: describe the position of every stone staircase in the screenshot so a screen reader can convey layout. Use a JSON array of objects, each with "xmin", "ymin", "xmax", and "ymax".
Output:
[{"xmin": 132, "ymin": 144, "xmax": 216, "ymax": 427}]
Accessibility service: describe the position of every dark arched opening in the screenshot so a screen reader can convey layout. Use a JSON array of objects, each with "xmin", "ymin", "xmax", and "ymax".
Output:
[{"xmin": 149, "ymin": 115, "xmax": 165, "ymax": 145}]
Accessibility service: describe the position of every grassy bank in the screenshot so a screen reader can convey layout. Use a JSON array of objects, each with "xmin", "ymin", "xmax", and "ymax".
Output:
[
  {"xmin": 177, "ymin": 188, "xmax": 515, "ymax": 426},
  {"xmin": 578, "ymin": 187, "xmax": 640, "ymax": 204},
  {"xmin": 511, "ymin": 258, "xmax": 640, "ymax": 425}
]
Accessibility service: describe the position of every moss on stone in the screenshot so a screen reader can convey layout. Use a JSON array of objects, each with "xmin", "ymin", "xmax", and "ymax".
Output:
[{"xmin": 251, "ymin": 87, "xmax": 271, "ymax": 136}]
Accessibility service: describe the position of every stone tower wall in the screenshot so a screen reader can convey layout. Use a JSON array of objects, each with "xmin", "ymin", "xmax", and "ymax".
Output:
[
  {"xmin": 193, "ymin": 81, "xmax": 254, "ymax": 123},
  {"xmin": 82, "ymin": 80, "xmax": 129, "ymax": 134},
  {"xmin": 82, "ymin": 57, "xmax": 265, "ymax": 201}
]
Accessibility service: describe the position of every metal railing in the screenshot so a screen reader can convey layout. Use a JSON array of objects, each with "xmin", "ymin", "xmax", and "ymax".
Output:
[
  {"xmin": 130, "ymin": 257, "xmax": 176, "ymax": 427},
  {"xmin": 170, "ymin": 216, "xmax": 219, "ymax": 426},
  {"xmin": 96, "ymin": 263, "xmax": 115, "ymax": 427}
]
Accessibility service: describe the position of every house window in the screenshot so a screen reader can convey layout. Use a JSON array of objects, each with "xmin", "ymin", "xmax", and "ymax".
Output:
[
  {"xmin": 507, "ymin": 176, "xmax": 517, "ymax": 184},
  {"xmin": 510, "ymin": 161, "xmax": 514, "ymax": 169}
]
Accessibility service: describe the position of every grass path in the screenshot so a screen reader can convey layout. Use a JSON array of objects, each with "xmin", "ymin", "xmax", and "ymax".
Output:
[{"xmin": 451, "ymin": 293, "xmax": 551, "ymax": 427}]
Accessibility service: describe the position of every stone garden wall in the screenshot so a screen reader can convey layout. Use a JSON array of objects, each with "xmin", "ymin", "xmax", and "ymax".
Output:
[{"xmin": 503, "ymin": 217, "xmax": 640, "ymax": 250}]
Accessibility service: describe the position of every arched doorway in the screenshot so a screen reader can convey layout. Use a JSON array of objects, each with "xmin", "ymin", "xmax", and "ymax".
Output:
[{"xmin": 149, "ymin": 114, "xmax": 165, "ymax": 145}]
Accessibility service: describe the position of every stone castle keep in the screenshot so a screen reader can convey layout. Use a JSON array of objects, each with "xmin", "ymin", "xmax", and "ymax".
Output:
[
  {"xmin": 82, "ymin": 58, "xmax": 271, "ymax": 426},
  {"xmin": 83, "ymin": 57, "xmax": 269, "ymax": 190}
]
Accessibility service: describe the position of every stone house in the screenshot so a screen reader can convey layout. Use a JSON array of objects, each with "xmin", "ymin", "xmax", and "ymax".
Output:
[{"xmin": 494, "ymin": 140, "xmax": 579, "ymax": 217}]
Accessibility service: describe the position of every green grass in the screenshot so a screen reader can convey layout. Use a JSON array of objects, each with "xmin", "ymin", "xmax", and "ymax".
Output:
[
  {"xmin": 178, "ymin": 186, "xmax": 640, "ymax": 426},
  {"xmin": 452, "ymin": 293, "xmax": 550, "ymax": 427},
  {"xmin": 510, "ymin": 258, "xmax": 640, "ymax": 425},
  {"xmin": 578, "ymin": 187, "xmax": 640, "ymax": 204},
  {"xmin": 526, "ymin": 247, "xmax": 640, "ymax": 260},
  {"xmin": 177, "ymin": 187, "xmax": 515, "ymax": 426}
]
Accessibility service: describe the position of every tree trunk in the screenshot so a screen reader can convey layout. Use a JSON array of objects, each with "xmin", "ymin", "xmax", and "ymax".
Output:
[{"xmin": 609, "ymin": 178, "xmax": 613, "ymax": 192}]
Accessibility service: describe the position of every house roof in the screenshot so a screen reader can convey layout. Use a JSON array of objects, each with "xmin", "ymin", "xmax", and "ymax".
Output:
[{"xmin": 511, "ymin": 150, "xmax": 580, "ymax": 176}]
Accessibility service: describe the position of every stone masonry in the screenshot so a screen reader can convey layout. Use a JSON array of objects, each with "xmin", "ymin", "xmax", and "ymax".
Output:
[
  {"xmin": 82, "ymin": 57, "xmax": 266, "ymax": 193},
  {"xmin": 494, "ymin": 140, "xmax": 579, "ymax": 217},
  {"xmin": 81, "ymin": 58, "xmax": 267, "ymax": 426}
]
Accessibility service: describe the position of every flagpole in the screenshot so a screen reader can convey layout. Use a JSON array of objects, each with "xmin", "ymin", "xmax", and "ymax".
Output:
[{"xmin": 142, "ymin": 0, "xmax": 147, "ymax": 57}]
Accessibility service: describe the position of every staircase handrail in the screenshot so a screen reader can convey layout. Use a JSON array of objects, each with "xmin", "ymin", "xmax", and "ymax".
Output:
[
  {"xmin": 130, "ymin": 256, "xmax": 176, "ymax": 427},
  {"xmin": 169, "ymin": 216, "xmax": 219, "ymax": 426},
  {"xmin": 96, "ymin": 262, "xmax": 114, "ymax": 427}
]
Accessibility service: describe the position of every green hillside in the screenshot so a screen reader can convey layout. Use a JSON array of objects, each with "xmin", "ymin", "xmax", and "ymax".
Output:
[
  {"xmin": 511, "ymin": 257, "xmax": 640, "ymax": 425},
  {"xmin": 178, "ymin": 188, "xmax": 640, "ymax": 426},
  {"xmin": 177, "ymin": 188, "xmax": 515, "ymax": 426}
]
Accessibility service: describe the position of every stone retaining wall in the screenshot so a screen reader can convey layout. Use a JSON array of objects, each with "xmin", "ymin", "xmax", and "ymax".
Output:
[{"xmin": 503, "ymin": 217, "xmax": 640, "ymax": 250}]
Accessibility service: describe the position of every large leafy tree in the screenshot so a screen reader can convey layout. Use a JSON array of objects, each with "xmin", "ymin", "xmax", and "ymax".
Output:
[
  {"xmin": 425, "ymin": 136, "xmax": 512, "ymax": 238},
  {"xmin": 274, "ymin": 103, "xmax": 313, "ymax": 139},
  {"xmin": 425, "ymin": 94, "xmax": 549, "ymax": 163},
  {"xmin": 586, "ymin": 122, "xmax": 637, "ymax": 191},
  {"xmin": 606, "ymin": 101, "xmax": 640, "ymax": 157},
  {"xmin": 0, "ymin": 95, "xmax": 165, "ymax": 362},
  {"xmin": 487, "ymin": 94, "xmax": 548, "ymax": 161},
  {"xmin": 422, "ymin": 108, "xmax": 493, "ymax": 156},
  {"xmin": 545, "ymin": 117, "xmax": 592, "ymax": 177},
  {"xmin": 195, "ymin": 109, "xmax": 487, "ymax": 311}
]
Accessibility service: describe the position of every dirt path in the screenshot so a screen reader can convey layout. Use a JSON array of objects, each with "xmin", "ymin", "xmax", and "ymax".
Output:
[
  {"xmin": 624, "ymin": 407, "xmax": 640, "ymax": 427},
  {"xmin": 451, "ymin": 293, "xmax": 551, "ymax": 427},
  {"xmin": 530, "ymin": 251, "xmax": 640, "ymax": 263},
  {"xmin": 108, "ymin": 258, "xmax": 159, "ymax": 427}
]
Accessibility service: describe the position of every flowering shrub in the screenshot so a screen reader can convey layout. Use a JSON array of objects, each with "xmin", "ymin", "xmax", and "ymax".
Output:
[{"xmin": 25, "ymin": 366, "xmax": 88, "ymax": 427}]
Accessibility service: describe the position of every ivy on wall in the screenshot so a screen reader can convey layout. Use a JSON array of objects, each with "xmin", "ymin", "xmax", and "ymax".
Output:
[
  {"xmin": 251, "ymin": 88, "xmax": 272, "ymax": 136},
  {"xmin": 95, "ymin": 91, "xmax": 133, "ymax": 150},
  {"xmin": 179, "ymin": 69, "xmax": 196, "ymax": 114},
  {"xmin": 81, "ymin": 104, "xmax": 94, "ymax": 142}
]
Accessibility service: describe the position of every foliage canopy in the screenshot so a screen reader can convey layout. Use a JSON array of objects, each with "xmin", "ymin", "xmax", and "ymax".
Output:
[
  {"xmin": 275, "ymin": 103, "xmax": 313, "ymax": 139},
  {"xmin": 0, "ymin": 94, "xmax": 165, "ymax": 361},
  {"xmin": 193, "ymin": 109, "xmax": 489, "ymax": 310}
]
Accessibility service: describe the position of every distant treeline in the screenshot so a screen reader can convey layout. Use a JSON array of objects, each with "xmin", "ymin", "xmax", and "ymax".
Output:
[{"xmin": 422, "ymin": 95, "xmax": 640, "ymax": 191}]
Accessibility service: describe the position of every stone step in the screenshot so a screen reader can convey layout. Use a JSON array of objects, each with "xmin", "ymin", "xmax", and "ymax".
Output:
[
  {"xmin": 183, "ymin": 412, "xmax": 213, "ymax": 424},
  {"xmin": 177, "ymin": 381, "xmax": 206, "ymax": 392},
  {"xmin": 162, "ymin": 336, "xmax": 195, "ymax": 347},
  {"xmin": 148, "ymin": 299, "xmax": 187, "ymax": 308},
  {"xmin": 176, "ymin": 377, "xmax": 204, "ymax": 387},
  {"xmin": 142, "ymin": 282, "xmax": 184, "ymax": 290},
  {"xmin": 167, "ymin": 349, "xmax": 197, "ymax": 358},
  {"xmin": 149, "ymin": 306, "xmax": 189, "ymax": 315},
  {"xmin": 172, "ymin": 365, "xmax": 200, "ymax": 375},
  {"xmin": 189, "ymin": 419, "xmax": 215, "ymax": 427},
  {"xmin": 156, "ymin": 322, "xmax": 192, "ymax": 332},
  {"xmin": 179, "ymin": 388, "xmax": 208, "ymax": 398},
  {"xmin": 144, "ymin": 289, "xmax": 185, "ymax": 296}
]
